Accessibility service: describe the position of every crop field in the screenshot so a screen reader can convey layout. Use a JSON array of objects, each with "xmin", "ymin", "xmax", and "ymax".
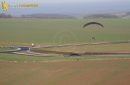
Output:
[
  {"xmin": 0, "ymin": 18, "xmax": 130, "ymax": 44},
  {"xmin": 0, "ymin": 18, "xmax": 130, "ymax": 85},
  {"xmin": 0, "ymin": 60, "xmax": 130, "ymax": 85}
]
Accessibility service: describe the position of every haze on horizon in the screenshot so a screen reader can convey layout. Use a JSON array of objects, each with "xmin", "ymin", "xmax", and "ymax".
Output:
[{"xmin": 0, "ymin": 0, "xmax": 130, "ymax": 16}]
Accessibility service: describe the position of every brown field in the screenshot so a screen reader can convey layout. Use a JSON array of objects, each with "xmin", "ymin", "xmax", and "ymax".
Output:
[{"xmin": 0, "ymin": 59, "xmax": 130, "ymax": 85}]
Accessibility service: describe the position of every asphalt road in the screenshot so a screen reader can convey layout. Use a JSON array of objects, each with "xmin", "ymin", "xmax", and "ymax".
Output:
[{"xmin": 0, "ymin": 47, "xmax": 30, "ymax": 54}]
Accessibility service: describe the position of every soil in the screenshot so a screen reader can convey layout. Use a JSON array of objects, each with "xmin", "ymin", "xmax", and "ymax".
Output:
[{"xmin": 0, "ymin": 59, "xmax": 130, "ymax": 85}]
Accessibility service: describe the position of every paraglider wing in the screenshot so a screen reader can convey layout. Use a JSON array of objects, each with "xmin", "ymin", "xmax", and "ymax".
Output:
[{"xmin": 83, "ymin": 22, "xmax": 104, "ymax": 28}]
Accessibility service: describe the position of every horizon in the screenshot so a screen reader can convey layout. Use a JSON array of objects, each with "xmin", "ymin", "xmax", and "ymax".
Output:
[{"xmin": 0, "ymin": 0, "xmax": 130, "ymax": 16}]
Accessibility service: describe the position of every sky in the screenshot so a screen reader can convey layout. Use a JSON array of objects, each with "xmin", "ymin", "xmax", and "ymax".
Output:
[
  {"xmin": 0, "ymin": 0, "xmax": 130, "ymax": 16},
  {"xmin": 3, "ymin": 0, "xmax": 129, "ymax": 3},
  {"xmin": 41, "ymin": 0, "xmax": 130, "ymax": 3}
]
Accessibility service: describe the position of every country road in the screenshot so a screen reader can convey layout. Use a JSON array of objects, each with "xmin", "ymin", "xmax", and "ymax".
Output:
[{"xmin": 0, "ymin": 47, "xmax": 30, "ymax": 54}]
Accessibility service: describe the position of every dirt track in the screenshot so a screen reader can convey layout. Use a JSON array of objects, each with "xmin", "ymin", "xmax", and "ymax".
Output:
[
  {"xmin": 35, "ymin": 40, "xmax": 130, "ymax": 48},
  {"xmin": 1, "ymin": 41, "xmax": 130, "ymax": 56},
  {"xmin": 0, "ymin": 60, "xmax": 130, "ymax": 85},
  {"xmin": 31, "ymin": 41, "xmax": 130, "ymax": 56}
]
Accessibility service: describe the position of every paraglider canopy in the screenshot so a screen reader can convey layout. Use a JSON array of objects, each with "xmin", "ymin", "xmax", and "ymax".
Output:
[{"xmin": 83, "ymin": 22, "xmax": 104, "ymax": 28}]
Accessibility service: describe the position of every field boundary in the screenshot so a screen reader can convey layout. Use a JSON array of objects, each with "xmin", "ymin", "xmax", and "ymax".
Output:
[
  {"xmin": 31, "ymin": 40, "xmax": 130, "ymax": 56},
  {"xmin": 34, "ymin": 40, "xmax": 130, "ymax": 48}
]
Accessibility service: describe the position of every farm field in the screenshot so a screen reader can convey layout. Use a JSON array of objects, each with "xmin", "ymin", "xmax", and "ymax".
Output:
[
  {"xmin": 0, "ymin": 60, "xmax": 130, "ymax": 85},
  {"xmin": 0, "ymin": 18, "xmax": 130, "ymax": 44},
  {"xmin": 0, "ymin": 47, "xmax": 16, "ymax": 51},
  {"xmin": 0, "ymin": 18, "xmax": 130, "ymax": 60},
  {"xmin": 0, "ymin": 18, "xmax": 130, "ymax": 85},
  {"xmin": 0, "ymin": 18, "xmax": 130, "ymax": 59}
]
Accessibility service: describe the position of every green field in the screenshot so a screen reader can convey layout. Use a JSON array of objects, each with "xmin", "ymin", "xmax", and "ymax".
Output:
[
  {"xmin": 0, "ymin": 18, "xmax": 130, "ymax": 44},
  {"xmin": 0, "ymin": 18, "xmax": 130, "ymax": 61},
  {"xmin": 0, "ymin": 18, "xmax": 130, "ymax": 85},
  {"xmin": 0, "ymin": 47, "xmax": 16, "ymax": 51}
]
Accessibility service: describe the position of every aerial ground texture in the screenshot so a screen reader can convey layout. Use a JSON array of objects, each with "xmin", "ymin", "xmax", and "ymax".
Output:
[
  {"xmin": 0, "ymin": 19, "xmax": 130, "ymax": 85},
  {"xmin": 0, "ymin": 60, "xmax": 130, "ymax": 85}
]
